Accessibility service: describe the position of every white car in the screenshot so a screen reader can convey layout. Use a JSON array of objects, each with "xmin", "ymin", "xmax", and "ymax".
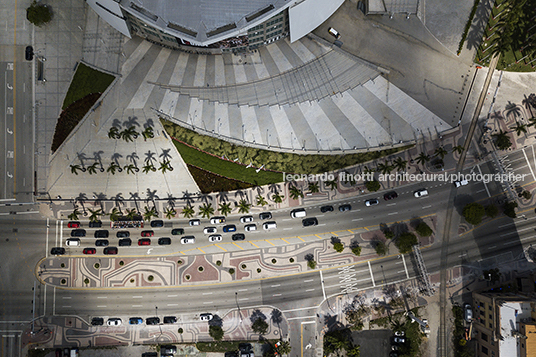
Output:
[
  {"xmin": 200, "ymin": 313, "xmax": 213, "ymax": 321},
  {"xmin": 210, "ymin": 216, "xmax": 225, "ymax": 224},
  {"xmin": 328, "ymin": 27, "xmax": 341, "ymax": 39},
  {"xmin": 203, "ymin": 227, "xmax": 217, "ymax": 234},
  {"xmin": 240, "ymin": 216, "xmax": 253, "ymax": 223},
  {"xmin": 454, "ymin": 179, "xmax": 469, "ymax": 187},
  {"xmin": 208, "ymin": 234, "xmax": 222, "ymax": 242},
  {"xmin": 465, "ymin": 304, "xmax": 473, "ymax": 322},
  {"xmin": 394, "ymin": 331, "xmax": 405, "ymax": 336},
  {"xmin": 65, "ymin": 238, "xmax": 80, "ymax": 246},
  {"xmin": 414, "ymin": 189, "xmax": 429, "ymax": 198},
  {"xmin": 263, "ymin": 221, "xmax": 277, "ymax": 230},
  {"xmin": 189, "ymin": 219, "xmax": 200, "ymax": 226},
  {"xmin": 365, "ymin": 199, "xmax": 379, "ymax": 207},
  {"xmin": 107, "ymin": 318, "xmax": 122, "ymax": 326},
  {"xmin": 181, "ymin": 236, "xmax": 195, "ymax": 244},
  {"xmin": 244, "ymin": 224, "xmax": 257, "ymax": 232}
]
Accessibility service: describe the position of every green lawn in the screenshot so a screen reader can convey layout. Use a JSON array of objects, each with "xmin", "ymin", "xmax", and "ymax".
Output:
[{"xmin": 62, "ymin": 63, "xmax": 115, "ymax": 109}]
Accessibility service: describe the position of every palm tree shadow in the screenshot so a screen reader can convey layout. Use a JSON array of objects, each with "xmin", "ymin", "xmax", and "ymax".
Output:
[
  {"xmin": 182, "ymin": 191, "xmax": 194, "ymax": 206},
  {"xmin": 112, "ymin": 118, "xmax": 122, "ymax": 128},
  {"xmin": 166, "ymin": 193, "xmax": 176, "ymax": 208},
  {"xmin": 77, "ymin": 152, "xmax": 88, "ymax": 168},
  {"xmin": 197, "ymin": 193, "xmax": 212, "ymax": 204},
  {"xmin": 113, "ymin": 193, "xmax": 125, "ymax": 213},
  {"xmin": 124, "ymin": 116, "xmax": 139, "ymax": 128},
  {"xmin": 127, "ymin": 152, "xmax": 140, "ymax": 168},
  {"xmin": 111, "ymin": 153, "xmax": 123, "ymax": 166},
  {"xmin": 93, "ymin": 150, "xmax": 105, "ymax": 171},
  {"xmin": 129, "ymin": 192, "xmax": 141, "ymax": 213},
  {"xmin": 144, "ymin": 118, "xmax": 155, "ymax": 129},
  {"xmin": 76, "ymin": 193, "xmax": 89, "ymax": 216},
  {"xmin": 160, "ymin": 148, "xmax": 172, "ymax": 161},
  {"xmin": 144, "ymin": 150, "xmax": 157, "ymax": 164},
  {"xmin": 234, "ymin": 190, "xmax": 246, "ymax": 200}
]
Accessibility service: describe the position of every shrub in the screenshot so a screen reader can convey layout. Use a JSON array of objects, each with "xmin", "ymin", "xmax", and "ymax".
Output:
[
  {"xmin": 119, "ymin": 260, "xmax": 124, "ymax": 266},
  {"xmin": 272, "ymin": 258, "xmax": 277, "ymax": 264},
  {"xmin": 374, "ymin": 241, "xmax": 387, "ymax": 256},
  {"xmin": 185, "ymin": 274, "xmax": 191, "ymax": 280},
  {"xmin": 94, "ymin": 263, "xmax": 100, "ymax": 269},
  {"xmin": 307, "ymin": 260, "xmax": 317, "ymax": 269},
  {"xmin": 257, "ymin": 268, "xmax": 261, "ymax": 273},
  {"xmin": 365, "ymin": 180, "xmax": 381, "ymax": 192},
  {"xmin": 503, "ymin": 201, "xmax": 518, "ymax": 218},
  {"xmin": 415, "ymin": 222, "xmax": 433, "ymax": 237},
  {"xmin": 84, "ymin": 278, "xmax": 89, "ymax": 285},
  {"xmin": 61, "ymin": 279, "xmax": 66, "ymax": 285},
  {"xmin": 395, "ymin": 232, "xmax": 418, "ymax": 254},
  {"xmin": 289, "ymin": 258, "xmax": 295, "ymax": 263},
  {"xmin": 241, "ymin": 264, "xmax": 247, "ymax": 269},
  {"xmin": 61, "ymin": 263, "xmax": 65, "ymax": 268},
  {"xmin": 178, "ymin": 328, "xmax": 184, "ymax": 334},
  {"xmin": 178, "ymin": 259, "xmax": 183, "ymax": 265},
  {"xmin": 26, "ymin": 1, "xmax": 52, "ymax": 27},
  {"xmin": 229, "ymin": 268, "xmax": 235, "ymax": 275},
  {"xmin": 216, "ymin": 260, "xmax": 222, "ymax": 266},
  {"xmin": 130, "ymin": 278, "xmax": 134, "ymax": 283},
  {"xmin": 485, "ymin": 204, "xmax": 499, "ymax": 218},
  {"xmin": 252, "ymin": 318, "xmax": 269, "ymax": 335},
  {"xmin": 333, "ymin": 242, "xmax": 344, "ymax": 253},
  {"xmin": 198, "ymin": 266, "xmax": 204, "ymax": 272},
  {"xmin": 209, "ymin": 325, "xmax": 224, "ymax": 341},
  {"xmin": 351, "ymin": 245, "xmax": 362, "ymax": 256},
  {"xmin": 148, "ymin": 275, "xmax": 154, "ymax": 281},
  {"xmin": 384, "ymin": 230, "xmax": 394, "ymax": 239},
  {"xmin": 463, "ymin": 202, "xmax": 486, "ymax": 225},
  {"xmin": 522, "ymin": 190, "xmax": 532, "ymax": 200}
]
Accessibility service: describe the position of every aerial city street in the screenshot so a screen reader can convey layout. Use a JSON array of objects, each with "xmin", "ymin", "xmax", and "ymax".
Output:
[{"xmin": 1, "ymin": 0, "xmax": 536, "ymax": 357}]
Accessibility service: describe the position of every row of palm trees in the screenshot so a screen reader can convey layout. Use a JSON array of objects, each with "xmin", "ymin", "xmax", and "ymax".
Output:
[
  {"xmin": 70, "ymin": 160, "xmax": 173, "ymax": 175},
  {"xmin": 108, "ymin": 126, "xmax": 155, "ymax": 142}
]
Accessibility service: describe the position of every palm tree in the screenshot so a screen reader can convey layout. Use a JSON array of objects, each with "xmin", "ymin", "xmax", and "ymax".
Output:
[
  {"xmin": 416, "ymin": 152, "xmax": 430, "ymax": 165},
  {"xmin": 108, "ymin": 126, "xmax": 121, "ymax": 139},
  {"xmin": 70, "ymin": 164, "xmax": 86, "ymax": 175},
  {"xmin": 143, "ymin": 206, "xmax": 158, "ymax": 222},
  {"xmin": 325, "ymin": 179, "xmax": 338, "ymax": 191},
  {"xmin": 434, "ymin": 147, "xmax": 448, "ymax": 160},
  {"xmin": 125, "ymin": 208, "xmax": 138, "ymax": 220},
  {"xmin": 198, "ymin": 203, "xmax": 214, "ymax": 218},
  {"xmin": 238, "ymin": 199, "xmax": 251, "ymax": 214},
  {"xmin": 142, "ymin": 126, "xmax": 154, "ymax": 140},
  {"xmin": 256, "ymin": 195, "xmax": 268, "ymax": 206},
  {"xmin": 272, "ymin": 193, "xmax": 284, "ymax": 203},
  {"xmin": 88, "ymin": 208, "xmax": 103, "ymax": 223},
  {"xmin": 68, "ymin": 208, "xmax": 80, "ymax": 221},
  {"xmin": 109, "ymin": 207, "xmax": 122, "ymax": 222},
  {"xmin": 121, "ymin": 126, "xmax": 139, "ymax": 142},
  {"xmin": 492, "ymin": 129, "xmax": 512, "ymax": 150},
  {"xmin": 219, "ymin": 202, "xmax": 232, "ymax": 216},
  {"xmin": 377, "ymin": 161, "xmax": 393, "ymax": 175},
  {"xmin": 452, "ymin": 145, "xmax": 464, "ymax": 155},
  {"xmin": 289, "ymin": 186, "xmax": 303, "ymax": 200},
  {"xmin": 393, "ymin": 157, "xmax": 407, "ymax": 172},
  {"xmin": 181, "ymin": 205, "xmax": 195, "ymax": 218},
  {"xmin": 308, "ymin": 182, "xmax": 320, "ymax": 193},
  {"xmin": 159, "ymin": 160, "xmax": 173, "ymax": 173},
  {"xmin": 528, "ymin": 117, "xmax": 536, "ymax": 127},
  {"xmin": 124, "ymin": 164, "xmax": 137, "ymax": 175},
  {"xmin": 510, "ymin": 121, "xmax": 527, "ymax": 136},
  {"xmin": 505, "ymin": 101, "xmax": 521, "ymax": 120},
  {"xmin": 164, "ymin": 206, "xmax": 176, "ymax": 219},
  {"xmin": 142, "ymin": 163, "xmax": 156, "ymax": 174},
  {"xmin": 87, "ymin": 162, "xmax": 99, "ymax": 175}
]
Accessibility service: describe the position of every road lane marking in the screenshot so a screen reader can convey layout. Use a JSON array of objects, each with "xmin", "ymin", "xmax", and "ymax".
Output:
[
  {"xmin": 522, "ymin": 148, "xmax": 536, "ymax": 181},
  {"xmin": 238, "ymin": 298, "xmax": 249, "ymax": 301},
  {"xmin": 97, "ymin": 296, "xmax": 107, "ymax": 299},
  {"xmin": 503, "ymin": 241, "xmax": 517, "ymax": 245},
  {"xmin": 352, "ymin": 218, "xmax": 363, "ymax": 222},
  {"xmin": 167, "ymin": 295, "xmax": 177, "ymax": 297},
  {"xmin": 319, "ymin": 270, "xmax": 326, "ymax": 300},
  {"xmin": 238, "ymin": 289, "xmax": 248, "ymax": 292},
  {"xmin": 283, "ymin": 219, "xmax": 291, "ymax": 221},
  {"xmin": 387, "ymin": 203, "xmax": 396, "ymax": 206},
  {"xmin": 167, "ymin": 304, "xmax": 178, "ymax": 306},
  {"xmin": 305, "ymin": 289, "xmax": 315, "ymax": 292},
  {"xmin": 273, "ymin": 294, "xmax": 282, "ymax": 297},
  {"xmin": 283, "ymin": 228, "xmax": 293, "ymax": 230},
  {"xmin": 476, "ymin": 164, "xmax": 491, "ymax": 197},
  {"xmin": 62, "ymin": 306, "xmax": 71, "ymax": 308},
  {"xmin": 232, "ymin": 242, "xmax": 244, "ymax": 250},
  {"xmin": 521, "ymin": 235, "xmax": 536, "ymax": 241},
  {"xmin": 368, "ymin": 261, "xmax": 375, "ymax": 287},
  {"xmin": 388, "ymin": 212, "xmax": 398, "ymax": 216},
  {"xmin": 303, "ymin": 279, "xmax": 314, "ymax": 283},
  {"xmin": 97, "ymin": 305, "xmax": 107, "ymax": 308},
  {"xmin": 422, "ymin": 205, "xmax": 432, "ymax": 209},
  {"xmin": 288, "ymin": 316, "xmax": 317, "ymax": 321},
  {"xmin": 401, "ymin": 254, "xmax": 410, "ymax": 279},
  {"xmin": 62, "ymin": 297, "xmax": 71, "ymax": 299},
  {"xmin": 132, "ymin": 305, "xmax": 142, "ymax": 307},
  {"xmin": 202, "ymin": 292, "xmax": 213, "ymax": 295},
  {"xmin": 203, "ymin": 301, "xmax": 214, "ymax": 304},
  {"xmin": 488, "ymin": 246, "xmax": 497, "ymax": 249},
  {"xmin": 132, "ymin": 296, "xmax": 143, "ymax": 299},
  {"xmin": 498, "ymin": 222, "xmax": 515, "ymax": 228},
  {"xmin": 271, "ymin": 284, "xmax": 280, "ymax": 287}
]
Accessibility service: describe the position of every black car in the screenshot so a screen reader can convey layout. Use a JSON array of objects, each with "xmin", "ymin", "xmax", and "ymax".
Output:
[
  {"xmin": 50, "ymin": 247, "xmax": 65, "ymax": 255},
  {"xmin": 94, "ymin": 230, "xmax": 109, "ymax": 238},
  {"xmin": 320, "ymin": 205, "xmax": 334, "ymax": 213},
  {"xmin": 339, "ymin": 204, "xmax": 351, "ymax": 212},
  {"xmin": 71, "ymin": 229, "xmax": 86, "ymax": 237},
  {"xmin": 95, "ymin": 239, "xmax": 109, "ymax": 247},
  {"xmin": 91, "ymin": 317, "xmax": 104, "ymax": 326},
  {"xmin": 232, "ymin": 233, "xmax": 245, "ymax": 241},
  {"xmin": 259, "ymin": 212, "xmax": 272, "ymax": 220},
  {"xmin": 239, "ymin": 343, "xmax": 253, "ymax": 353},
  {"xmin": 384, "ymin": 191, "xmax": 398, "ymax": 200},
  {"xmin": 25, "ymin": 46, "xmax": 33, "ymax": 61},
  {"xmin": 302, "ymin": 217, "xmax": 318, "ymax": 227},
  {"xmin": 119, "ymin": 238, "xmax": 132, "ymax": 246},
  {"xmin": 171, "ymin": 228, "xmax": 184, "ymax": 235},
  {"xmin": 89, "ymin": 221, "xmax": 102, "ymax": 228},
  {"xmin": 151, "ymin": 220, "xmax": 164, "ymax": 228},
  {"xmin": 103, "ymin": 246, "xmax": 118, "ymax": 255},
  {"xmin": 116, "ymin": 231, "xmax": 130, "ymax": 238},
  {"xmin": 158, "ymin": 237, "xmax": 171, "ymax": 245},
  {"xmin": 163, "ymin": 316, "xmax": 177, "ymax": 324},
  {"xmin": 146, "ymin": 317, "xmax": 160, "ymax": 325}
]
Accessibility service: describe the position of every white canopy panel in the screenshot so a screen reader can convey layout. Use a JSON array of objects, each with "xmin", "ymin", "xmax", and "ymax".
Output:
[
  {"xmin": 288, "ymin": 0, "xmax": 344, "ymax": 43},
  {"xmin": 87, "ymin": 0, "xmax": 131, "ymax": 38}
]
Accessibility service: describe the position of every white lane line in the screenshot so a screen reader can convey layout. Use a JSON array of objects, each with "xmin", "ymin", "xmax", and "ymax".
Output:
[
  {"xmin": 500, "ymin": 231, "xmax": 516, "ymax": 237},
  {"xmin": 368, "ymin": 261, "xmax": 375, "ymax": 287},
  {"xmin": 202, "ymin": 292, "xmax": 213, "ymax": 295},
  {"xmin": 167, "ymin": 295, "xmax": 178, "ymax": 297},
  {"xmin": 388, "ymin": 212, "xmax": 398, "ymax": 216},
  {"xmin": 132, "ymin": 296, "xmax": 143, "ymax": 299},
  {"xmin": 238, "ymin": 288, "xmax": 248, "ymax": 292},
  {"xmin": 521, "ymin": 235, "xmax": 536, "ymax": 241},
  {"xmin": 271, "ymin": 284, "xmax": 281, "ymax": 288},
  {"xmin": 282, "ymin": 219, "xmax": 291, "ymax": 221},
  {"xmin": 132, "ymin": 305, "xmax": 142, "ymax": 307},
  {"xmin": 498, "ymin": 222, "xmax": 515, "ymax": 228},
  {"xmin": 317, "ymin": 224, "xmax": 326, "ymax": 226},
  {"xmin": 317, "ymin": 214, "xmax": 325, "ymax": 217},
  {"xmin": 303, "ymin": 279, "xmax": 314, "ymax": 283},
  {"xmin": 62, "ymin": 297, "xmax": 71, "ymax": 299},
  {"xmin": 283, "ymin": 228, "xmax": 293, "ymax": 230},
  {"xmin": 46, "ymin": 218, "xmax": 49, "ymax": 258},
  {"xmin": 503, "ymin": 241, "xmax": 518, "ymax": 245},
  {"xmin": 422, "ymin": 205, "xmax": 432, "ymax": 209},
  {"xmin": 387, "ymin": 203, "xmax": 396, "ymax": 206},
  {"xmin": 319, "ymin": 270, "xmax": 326, "ymax": 300},
  {"xmin": 476, "ymin": 164, "xmax": 491, "ymax": 197},
  {"xmin": 287, "ymin": 316, "xmax": 317, "ymax": 321},
  {"xmin": 397, "ymin": 270, "xmax": 406, "ymax": 273},
  {"xmin": 167, "ymin": 304, "xmax": 178, "ymax": 306},
  {"xmin": 97, "ymin": 296, "xmax": 107, "ymax": 299},
  {"xmin": 238, "ymin": 298, "xmax": 249, "ymax": 301},
  {"xmin": 97, "ymin": 305, "xmax": 107, "ymax": 308},
  {"xmin": 458, "ymin": 253, "xmax": 467, "ymax": 257},
  {"xmin": 523, "ymin": 148, "xmax": 536, "ymax": 180},
  {"xmin": 401, "ymin": 254, "xmax": 410, "ymax": 279},
  {"xmin": 305, "ymin": 288, "xmax": 315, "ymax": 292},
  {"xmin": 352, "ymin": 218, "xmax": 363, "ymax": 222},
  {"xmin": 475, "ymin": 189, "xmax": 485, "ymax": 193},
  {"xmin": 488, "ymin": 246, "xmax": 497, "ymax": 249},
  {"xmin": 273, "ymin": 294, "xmax": 282, "ymax": 297},
  {"xmin": 203, "ymin": 301, "xmax": 214, "ymax": 304}
]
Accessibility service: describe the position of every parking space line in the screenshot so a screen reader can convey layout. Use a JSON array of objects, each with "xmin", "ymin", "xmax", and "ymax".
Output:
[
  {"xmin": 265, "ymin": 240, "xmax": 275, "ymax": 246},
  {"xmin": 249, "ymin": 241, "xmax": 260, "ymax": 248},
  {"xmin": 215, "ymin": 243, "xmax": 227, "ymax": 251},
  {"xmin": 232, "ymin": 242, "xmax": 244, "ymax": 250}
]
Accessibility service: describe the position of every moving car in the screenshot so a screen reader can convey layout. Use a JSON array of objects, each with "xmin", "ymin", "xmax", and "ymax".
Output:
[
  {"xmin": 116, "ymin": 231, "xmax": 130, "ymax": 238},
  {"xmin": 103, "ymin": 246, "xmax": 118, "ymax": 255},
  {"xmin": 455, "ymin": 179, "xmax": 469, "ymax": 187},
  {"xmin": 320, "ymin": 205, "xmax": 334, "ymax": 213},
  {"xmin": 338, "ymin": 204, "xmax": 351, "ymax": 212},
  {"xmin": 91, "ymin": 317, "xmax": 104, "ymax": 326},
  {"xmin": 141, "ymin": 230, "xmax": 154, "ymax": 237},
  {"xmin": 151, "ymin": 220, "xmax": 164, "ymax": 227},
  {"xmin": 244, "ymin": 224, "xmax": 257, "ymax": 231},
  {"xmin": 25, "ymin": 45, "xmax": 34, "ymax": 61},
  {"xmin": 50, "ymin": 247, "xmax": 65, "ymax": 255},
  {"xmin": 259, "ymin": 212, "xmax": 272, "ymax": 220},
  {"xmin": 129, "ymin": 317, "xmax": 143, "ymax": 325},
  {"xmin": 181, "ymin": 236, "xmax": 195, "ymax": 244},
  {"xmin": 65, "ymin": 238, "xmax": 80, "ymax": 247},
  {"xmin": 83, "ymin": 247, "xmax": 96, "ymax": 255},
  {"xmin": 119, "ymin": 238, "xmax": 132, "ymax": 246},
  {"xmin": 365, "ymin": 199, "xmax": 379, "ymax": 207},
  {"xmin": 203, "ymin": 227, "xmax": 217, "ymax": 234},
  {"xmin": 67, "ymin": 221, "xmax": 80, "ymax": 228},
  {"xmin": 465, "ymin": 304, "xmax": 473, "ymax": 322},
  {"xmin": 240, "ymin": 216, "xmax": 253, "ymax": 223},
  {"xmin": 200, "ymin": 313, "xmax": 213, "ymax": 321},
  {"xmin": 189, "ymin": 219, "xmax": 200, "ymax": 226},
  {"xmin": 71, "ymin": 229, "xmax": 86, "ymax": 237},
  {"xmin": 232, "ymin": 233, "xmax": 245, "ymax": 241},
  {"xmin": 302, "ymin": 218, "xmax": 318, "ymax": 227},
  {"xmin": 210, "ymin": 216, "xmax": 226, "ymax": 224},
  {"xmin": 146, "ymin": 317, "xmax": 160, "ymax": 325},
  {"xmin": 95, "ymin": 239, "xmax": 109, "ymax": 247},
  {"xmin": 290, "ymin": 209, "xmax": 306, "ymax": 218},
  {"xmin": 163, "ymin": 316, "xmax": 177, "ymax": 324},
  {"xmin": 223, "ymin": 224, "xmax": 237, "ymax": 233},
  {"xmin": 89, "ymin": 221, "xmax": 102, "ymax": 228},
  {"xmin": 328, "ymin": 27, "xmax": 341, "ymax": 39},
  {"xmin": 138, "ymin": 238, "xmax": 151, "ymax": 246},
  {"xmin": 171, "ymin": 228, "xmax": 184, "ymax": 235},
  {"xmin": 107, "ymin": 318, "xmax": 122, "ymax": 326},
  {"xmin": 262, "ymin": 221, "xmax": 277, "ymax": 230},
  {"xmin": 414, "ymin": 189, "xmax": 429, "ymax": 198},
  {"xmin": 384, "ymin": 192, "xmax": 398, "ymax": 200},
  {"xmin": 209, "ymin": 234, "xmax": 222, "ymax": 242},
  {"xmin": 158, "ymin": 237, "xmax": 171, "ymax": 245},
  {"xmin": 94, "ymin": 230, "xmax": 109, "ymax": 238}
]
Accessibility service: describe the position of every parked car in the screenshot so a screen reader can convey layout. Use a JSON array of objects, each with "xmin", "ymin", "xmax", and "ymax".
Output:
[
  {"xmin": 50, "ymin": 247, "xmax": 65, "ymax": 255},
  {"xmin": 262, "ymin": 221, "xmax": 277, "ymax": 230},
  {"xmin": 414, "ymin": 189, "xmax": 429, "ymax": 198},
  {"xmin": 203, "ymin": 227, "xmax": 217, "ymax": 234},
  {"xmin": 290, "ymin": 209, "xmax": 306, "ymax": 218},
  {"xmin": 384, "ymin": 191, "xmax": 398, "ymax": 200},
  {"xmin": 151, "ymin": 220, "xmax": 164, "ymax": 228},
  {"xmin": 365, "ymin": 199, "xmax": 379, "ymax": 207},
  {"xmin": 146, "ymin": 317, "xmax": 160, "ymax": 325},
  {"xmin": 465, "ymin": 304, "xmax": 473, "ymax": 322},
  {"xmin": 240, "ymin": 216, "xmax": 253, "ymax": 223},
  {"xmin": 91, "ymin": 317, "xmax": 104, "ymax": 326},
  {"xmin": 158, "ymin": 237, "xmax": 171, "ymax": 245},
  {"xmin": 328, "ymin": 27, "xmax": 341, "ymax": 39},
  {"xmin": 302, "ymin": 218, "xmax": 318, "ymax": 227},
  {"xmin": 94, "ymin": 230, "xmax": 109, "ymax": 238},
  {"xmin": 65, "ymin": 238, "xmax": 80, "ymax": 247},
  {"xmin": 138, "ymin": 238, "xmax": 151, "ymax": 246},
  {"xmin": 141, "ymin": 230, "xmax": 154, "ymax": 237},
  {"xmin": 208, "ymin": 234, "xmax": 222, "ymax": 242},
  {"xmin": 160, "ymin": 345, "xmax": 177, "ymax": 356},
  {"xmin": 455, "ymin": 179, "xmax": 469, "ymax": 187},
  {"xmin": 320, "ymin": 205, "xmax": 334, "ymax": 213},
  {"xmin": 83, "ymin": 247, "xmax": 96, "ymax": 255},
  {"xmin": 89, "ymin": 221, "xmax": 102, "ymax": 228},
  {"xmin": 119, "ymin": 238, "xmax": 132, "ymax": 246},
  {"xmin": 181, "ymin": 236, "xmax": 195, "ymax": 244},
  {"xmin": 338, "ymin": 204, "xmax": 351, "ymax": 212},
  {"xmin": 393, "ymin": 337, "xmax": 405, "ymax": 344},
  {"xmin": 223, "ymin": 224, "xmax": 237, "ymax": 233},
  {"xmin": 116, "ymin": 231, "xmax": 130, "ymax": 238},
  {"xmin": 71, "ymin": 229, "xmax": 86, "ymax": 237},
  {"xmin": 200, "ymin": 313, "xmax": 213, "ymax": 321},
  {"xmin": 210, "ymin": 216, "xmax": 226, "ymax": 224},
  {"xmin": 129, "ymin": 317, "xmax": 143, "ymax": 325},
  {"xmin": 67, "ymin": 221, "xmax": 80, "ymax": 228},
  {"xmin": 107, "ymin": 318, "xmax": 122, "ymax": 326},
  {"xmin": 163, "ymin": 316, "xmax": 177, "ymax": 324},
  {"xmin": 232, "ymin": 233, "xmax": 245, "ymax": 241},
  {"xmin": 259, "ymin": 212, "xmax": 272, "ymax": 220},
  {"xmin": 394, "ymin": 331, "xmax": 405, "ymax": 336},
  {"xmin": 95, "ymin": 239, "xmax": 109, "ymax": 247},
  {"xmin": 189, "ymin": 219, "xmax": 200, "ymax": 226},
  {"xmin": 103, "ymin": 246, "xmax": 118, "ymax": 255},
  {"xmin": 171, "ymin": 228, "xmax": 184, "ymax": 235},
  {"xmin": 244, "ymin": 224, "xmax": 257, "ymax": 231}
]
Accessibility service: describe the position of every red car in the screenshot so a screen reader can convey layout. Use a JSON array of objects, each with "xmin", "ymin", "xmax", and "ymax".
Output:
[
  {"xmin": 141, "ymin": 230, "xmax": 154, "ymax": 237},
  {"xmin": 68, "ymin": 221, "xmax": 80, "ymax": 228},
  {"xmin": 103, "ymin": 247, "xmax": 118, "ymax": 255},
  {"xmin": 83, "ymin": 247, "xmax": 96, "ymax": 254},
  {"xmin": 138, "ymin": 238, "xmax": 151, "ymax": 246}
]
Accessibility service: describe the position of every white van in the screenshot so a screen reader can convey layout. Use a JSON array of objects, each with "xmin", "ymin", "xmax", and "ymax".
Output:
[
  {"xmin": 290, "ymin": 209, "xmax": 306, "ymax": 218},
  {"xmin": 263, "ymin": 221, "xmax": 277, "ymax": 230},
  {"xmin": 66, "ymin": 238, "xmax": 80, "ymax": 246}
]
